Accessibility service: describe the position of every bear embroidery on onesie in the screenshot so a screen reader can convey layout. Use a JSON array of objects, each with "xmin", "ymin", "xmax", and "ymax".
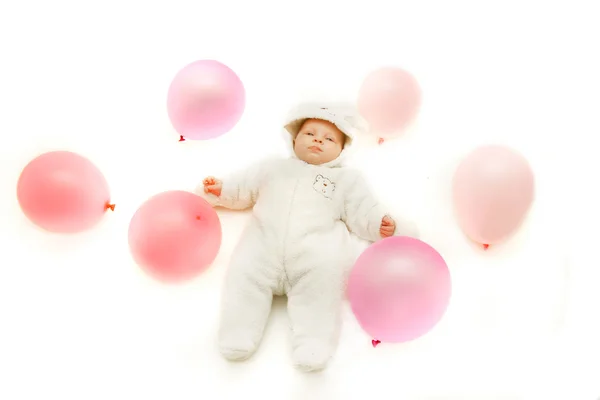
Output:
[{"xmin": 313, "ymin": 174, "xmax": 335, "ymax": 199}]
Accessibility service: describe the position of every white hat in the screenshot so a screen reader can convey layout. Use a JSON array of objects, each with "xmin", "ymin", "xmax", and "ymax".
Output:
[{"xmin": 282, "ymin": 101, "xmax": 368, "ymax": 167}]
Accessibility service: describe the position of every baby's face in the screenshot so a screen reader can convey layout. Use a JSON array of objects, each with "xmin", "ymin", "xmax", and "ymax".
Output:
[{"xmin": 293, "ymin": 119, "xmax": 345, "ymax": 165}]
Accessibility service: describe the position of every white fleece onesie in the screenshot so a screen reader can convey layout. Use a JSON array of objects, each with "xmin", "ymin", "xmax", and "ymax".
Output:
[{"xmin": 196, "ymin": 102, "xmax": 417, "ymax": 371}]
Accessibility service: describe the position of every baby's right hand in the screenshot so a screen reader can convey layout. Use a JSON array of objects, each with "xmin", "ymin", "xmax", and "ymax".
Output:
[{"xmin": 203, "ymin": 176, "xmax": 222, "ymax": 196}]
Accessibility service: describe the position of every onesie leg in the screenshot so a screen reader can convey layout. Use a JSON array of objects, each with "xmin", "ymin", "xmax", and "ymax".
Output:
[
  {"xmin": 218, "ymin": 240, "xmax": 275, "ymax": 361},
  {"xmin": 286, "ymin": 268, "xmax": 344, "ymax": 372}
]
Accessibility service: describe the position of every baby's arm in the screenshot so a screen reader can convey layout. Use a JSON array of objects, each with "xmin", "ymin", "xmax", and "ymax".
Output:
[
  {"xmin": 195, "ymin": 158, "xmax": 275, "ymax": 210},
  {"xmin": 341, "ymin": 171, "xmax": 389, "ymax": 241},
  {"xmin": 342, "ymin": 170, "xmax": 418, "ymax": 241}
]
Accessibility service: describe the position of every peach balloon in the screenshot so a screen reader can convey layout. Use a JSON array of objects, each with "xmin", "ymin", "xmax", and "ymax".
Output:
[
  {"xmin": 452, "ymin": 145, "xmax": 535, "ymax": 246},
  {"xmin": 128, "ymin": 191, "xmax": 222, "ymax": 282},
  {"xmin": 17, "ymin": 151, "xmax": 113, "ymax": 233},
  {"xmin": 357, "ymin": 67, "xmax": 421, "ymax": 139}
]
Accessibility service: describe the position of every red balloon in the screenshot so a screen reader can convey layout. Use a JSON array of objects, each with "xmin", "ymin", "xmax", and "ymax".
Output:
[
  {"xmin": 128, "ymin": 190, "xmax": 222, "ymax": 282},
  {"xmin": 17, "ymin": 151, "xmax": 113, "ymax": 233}
]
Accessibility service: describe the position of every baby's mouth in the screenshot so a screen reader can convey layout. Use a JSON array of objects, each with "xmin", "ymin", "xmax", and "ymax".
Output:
[{"xmin": 308, "ymin": 146, "xmax": 322, "ymax": 152}]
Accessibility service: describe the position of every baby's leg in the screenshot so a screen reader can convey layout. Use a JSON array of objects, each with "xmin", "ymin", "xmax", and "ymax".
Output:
[
  {"xmin": 218, "ymin": 236, "xmax": 276, "ymax": 361},
  {"xmin": 286, "ymin": 265, "xmax": 344, "ymax": 372}
]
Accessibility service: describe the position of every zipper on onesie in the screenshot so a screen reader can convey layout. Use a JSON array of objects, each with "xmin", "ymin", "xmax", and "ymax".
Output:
[{"xmin": 280, "ymin": 178, "xmax": 300, "ymax": 292}]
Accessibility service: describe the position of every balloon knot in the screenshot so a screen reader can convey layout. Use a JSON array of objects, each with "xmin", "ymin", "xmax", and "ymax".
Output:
[
  {"xmin": 483, "ymin": 243, "xmax": 489, "ymax": 250},
  {"xmin": 371, "ymin": 339, "xmax": 381, "ymax": 347},
  {"xmin": 179, "ymin": 135, "xmax": 186, "ymax": 142},
  {"xmin": 195, "ymin": 215, "xmax": 201, "ymax": 220},
  {"xmin": 378, "ymin": 138, "xmax": 384, "ymax": 145},
  {"xmin": 105, "ymin": 202, "xmax": 115, "ymax": 211}
]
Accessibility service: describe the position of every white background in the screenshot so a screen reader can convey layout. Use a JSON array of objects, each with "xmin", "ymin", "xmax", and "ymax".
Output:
[{"xmin": 1, "ymin": 0, "xmax": 599, "ymax": 399}]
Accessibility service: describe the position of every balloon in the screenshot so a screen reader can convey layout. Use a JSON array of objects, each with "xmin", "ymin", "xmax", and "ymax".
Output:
[
  {"xmin": 452, "ymin": 145, "xmax": 535, "ymax": 247},
  {"xmin": 347, "ymin": 236, "xmax": 451, "ymax": 343},
  {"xmin": 357, "ymin": 66, "xmax": 421, "ymax": 139},
  {"xmin": 167, "ymin": 59, "xmax": 245, "ymax": 140},
  {"xmin": 128, "ymin": 190, "xmax": 222, "ymax": 282},
  {"xmin": 17, "ymin": 151, "xmax": 113, "ymax": 233}
]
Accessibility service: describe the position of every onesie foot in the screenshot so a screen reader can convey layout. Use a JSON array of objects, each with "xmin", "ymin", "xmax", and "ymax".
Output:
[
  {"xmin": 292, "ymin": 341, "xmax": 333, "ymax": 372},
  {"xmin": 219, "ymin": 335, "xmax": 258, "ymax": 361}
]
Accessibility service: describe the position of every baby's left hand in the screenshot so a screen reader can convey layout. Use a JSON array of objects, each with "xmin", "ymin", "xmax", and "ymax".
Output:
[{"xmin": 380, "ymin": 215, "xmax": 395, "ymax": 238}]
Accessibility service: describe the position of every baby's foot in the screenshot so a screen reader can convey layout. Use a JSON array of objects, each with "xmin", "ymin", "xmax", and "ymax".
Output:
[
  {"xmin": 292, "ymin": 340, "xmax": 333, "ymax": 372},
  {"xmin": 219, "ymin": 333, "xmax": 258, "ymax": 361}
]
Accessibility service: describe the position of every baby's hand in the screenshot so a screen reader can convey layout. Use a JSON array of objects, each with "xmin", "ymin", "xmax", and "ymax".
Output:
[
  {"xmin": 380, "ymin": 215, "xmax": 395, "ymax": 238},
  {"xmin": 203, "ymin": 176, "xmax": 223, "ymax": 196}
]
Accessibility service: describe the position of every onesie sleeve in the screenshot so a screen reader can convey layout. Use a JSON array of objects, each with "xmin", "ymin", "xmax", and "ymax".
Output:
[
  {"xmin": 195, "ymin": 157, "xmax": 276, "ymax": 210},
  {"xmin": 342, "ymin": 170, "xmax": 420, "ymax": 242},
  {"xmin": 341, "ymin": 171, "xmax": 390, "ymax": 242}
]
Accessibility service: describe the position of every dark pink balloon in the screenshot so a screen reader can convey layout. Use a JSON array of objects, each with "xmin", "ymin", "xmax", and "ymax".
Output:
[
  {"xmin": 167, "ymin": 59, "xmax": 245, "ymax": 140},
  {"xmin": 347, "ymin": 236, "xmax": 451, "ymax": 343},
  {"xmin": 128, "ymin": 191, "xmax": 222, "ymax": 282},
  {"xmin": 17, "ymin": 151, "xmax": 113, "ymax": 233}
]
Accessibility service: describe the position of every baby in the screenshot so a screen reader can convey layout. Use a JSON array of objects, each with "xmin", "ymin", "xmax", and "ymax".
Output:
[{"xmin": 196, "ymin": 102, "xmax": 416, "ymax": 371}]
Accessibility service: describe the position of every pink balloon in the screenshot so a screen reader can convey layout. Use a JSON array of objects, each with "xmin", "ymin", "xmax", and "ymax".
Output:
[
  {"xmin": 347, "ymin": 236, "xmax": 451, "ymax": 343},
  {"xmin": 17, "ymin": 151, "xmax": 113, "ymax": 233},
  {"xmin": 167, "ymin": 59, "xmax": 245, "ymax": 140},
  {"xmin": 128, "ymin": 191, "xmax": 222, "ymax": 282},
  {"xmin": 357, "ymin": 67, "xmax": 422, "ymax": 138},
  {"xmin": 452, "ymin": 145, "xmax": 535, "ymax": 246}
]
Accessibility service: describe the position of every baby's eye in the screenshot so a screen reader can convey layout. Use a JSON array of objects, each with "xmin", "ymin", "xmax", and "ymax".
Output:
[
  {"xmin": 305, "ymin": 132, "xmax": 313, "ymax": 136},
  {"xmin": 326, "ymin": 137, "xmax": 334, "ymax": 142}
]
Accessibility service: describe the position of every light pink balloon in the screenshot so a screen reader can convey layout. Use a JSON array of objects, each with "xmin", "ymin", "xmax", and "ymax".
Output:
[
  {"xmin": 357, "ymin": 67, "xmax": 422, "ymax": 138},
  {"xmin": 128, "ymin": 191, "xmax": 222, "ymax": 282},
  {"xmin": 453, "ymin": 145, "xmax": 535, "ymax": 246},
  {"xmin": 347, "ymin": 236, "xmax": 451, "ymax": 343},
  {"xmin": 17, "ymin": 151, "xmax": 113, "ymax": 233},
  {"xmin": 167, "ymin": 59, "xmax": 245, "ymax": 140}
]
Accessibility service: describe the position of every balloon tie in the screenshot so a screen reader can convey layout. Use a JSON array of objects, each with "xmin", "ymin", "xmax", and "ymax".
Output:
[
  {"xmin": 105, "ymin": 202, "xmax": 115, "ymax": 211},
  {"xmin": 179, "ymin": 135, "xmax": 186, "ymax": 142},
  {"xmin": 378, "ymin": 138, "xmax": 384, "ymax": 145},
  {"xmin": 371, "ymin": 339, "xmax": 381, "ymax": 347},
  {"xmin": 196, "ymin": 215, "xmax": 201, "ymax": 220},
  {"xmin": 483, "ymin": 244, "xmax": 489, "ymax": 250}
]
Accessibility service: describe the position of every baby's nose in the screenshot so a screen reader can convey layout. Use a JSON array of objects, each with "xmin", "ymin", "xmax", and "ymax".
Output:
[{"xmin": 313, "ymin": 137, "xmax": 323, "ymax": 143}]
